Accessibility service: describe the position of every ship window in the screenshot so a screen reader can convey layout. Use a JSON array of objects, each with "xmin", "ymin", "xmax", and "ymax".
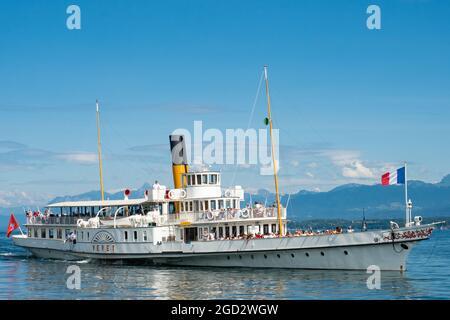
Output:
[
  {"xmin": 41, "ymin": 229, "xmax": 46, "ymax": 238},
  {"xmin": 197, "ymin": 174, "xmax": 202, "ymax": 185},
  {"xmin": 211, "ymin": 200, "xmax": 217, "ymax": 210},
  {"xmin": 272, "ymin": 224, "xmax": 277, "ymax": 233},
  {"xmin": 191, "ymin": 175, "xmax": 196, "ymax": 185},
  {"xmin": 189, "ymin": 201, "xmax": 193, "ymax": 212},
  {"xmin": 209, "ymin": 174, "xmax": 218, "ymax": 184},
  {"xmin": 33, "ymin": 228, "xmax": 38, "ymax": 238},
  {"xmin": 48, "ymin": 229, "xmax": 54, "ymax": 239},
  {"xmin": 202, "ymin": 174, "xmax": 208, "ymax": 184},
  {"xmin": 239, "ymin": 225, "xmax": 244, "ymax": 236},
  {"xmin": 187, "ymin": 175, "xmax": 192, "ymax": 186},
  {"xmin": 204, "ymin": 201, "xmax": 209, "ymax": 211},
  {"xmin": 218, "ymin": 227, "xmax": 224, "ymax": 239},
  {"xmin": 225, "ymin": 227, "xmax": 230, "ymax": 238},
  {"xmin": 226, "ymin": 200, "xmax": 231, "ymax": 208},
  {"xmin": 194, "ymin": 201, "xmax": 199, "ymax": 212},
  {"xmin": 57, "ymin": 229, "xmax": 62, "ymax": 239},
  {"xmin": 133, "ymin": 231, "xmax": 138, "ymax": 241},
  {"xmin": 87, "ymin": 232, "xmax": 90, "ymax": 240},
  {"xmin": 200, "ymin": 201, "xmax": 204, "ymax": 211},
  {"xmin": 27, "ymin": 229, "xmax": 32, "ymax": 237},
  {"xmin": 124, "ymin": 231, "xmax": 128, "ymax": 241},
  {"xmin": 218, "ymin": 200, "xmax": 224, "ymax": 209},
  {"xmin": 81, "ymin": 231, "xmax": 84, "ymax": 240},
  {"xmin": 232, "ymin": 226, "xmax": 237, "ymax": 237},
  {"xmin": 180, "ymin": 202, "xmax": 184, "ymax": 212},
  {"xmin": 143, "ymin": 231, "xmax": 148, "ymax": 241},
  {"xmin": 263, "ymin": 224, "xmax": 269, "ymax": 235},
  {"xmin": 233, "ymin": 200, "xmax": 237, "ymax": 209}
]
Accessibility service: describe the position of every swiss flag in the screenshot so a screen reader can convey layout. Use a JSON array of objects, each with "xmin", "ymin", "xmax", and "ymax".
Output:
[{"xmin": 6, "ymin": 213, "xmax": 19, "ymax": 238}]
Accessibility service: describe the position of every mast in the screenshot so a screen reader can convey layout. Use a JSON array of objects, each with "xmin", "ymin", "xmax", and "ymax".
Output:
[
  {"xmin": 96, "ymin": 100, "xmax": 105, "ymax": 201},
  {"xmin": 263, "ymin": 65, "xmax": 283, "ymax": 236}
]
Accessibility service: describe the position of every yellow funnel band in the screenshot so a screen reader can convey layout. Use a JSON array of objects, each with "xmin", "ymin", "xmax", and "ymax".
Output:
[{"xmin": 172, "ymin": 164, "xmax": 188, "ymax": 189}]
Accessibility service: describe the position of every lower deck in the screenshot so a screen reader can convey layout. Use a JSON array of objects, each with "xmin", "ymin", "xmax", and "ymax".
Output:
[{"xmin": 13, "ymin": 224, "xmax": 435, "ymax": 271}]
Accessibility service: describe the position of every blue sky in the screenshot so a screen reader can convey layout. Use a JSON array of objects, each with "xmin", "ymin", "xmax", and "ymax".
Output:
[{"xmin": 0, "ymin": 0, "xmax": 449, "ymax": 206}]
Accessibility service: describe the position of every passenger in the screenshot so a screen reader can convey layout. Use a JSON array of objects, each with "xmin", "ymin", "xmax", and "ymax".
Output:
[{"xmin": 152, "ymin": 180, "xmax": 161, "ymax": 190}]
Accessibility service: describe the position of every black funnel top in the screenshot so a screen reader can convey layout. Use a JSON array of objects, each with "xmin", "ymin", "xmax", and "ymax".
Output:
[{"xmin": 169, "ymin": 135, "xmax": 187, "ymax": 165}]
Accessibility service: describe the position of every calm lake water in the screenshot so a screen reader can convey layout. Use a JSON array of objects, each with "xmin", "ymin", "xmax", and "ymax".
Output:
[{"xmin": 0, "ymin": 229, "xmax": 449, "ymax": 300}]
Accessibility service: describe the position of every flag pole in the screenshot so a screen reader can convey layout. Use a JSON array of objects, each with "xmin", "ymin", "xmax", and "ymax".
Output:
[{"xmin": 404, "ymin": 161, "xmax": 409, "ymax": 227}]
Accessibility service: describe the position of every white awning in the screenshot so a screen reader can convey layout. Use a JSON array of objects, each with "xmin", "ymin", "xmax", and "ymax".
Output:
[{"xmin": 47, "ymin": 198, "xmax": 151, "ymax": 208}]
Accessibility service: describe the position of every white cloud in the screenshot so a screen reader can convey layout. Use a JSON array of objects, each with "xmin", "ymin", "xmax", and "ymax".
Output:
[
  {"xmin": 307, "ymin": 162, "xmax": 318, "ymax": 168},
  {"xmin": 325, "ymin": 150, "xmax": 374, "ymax": 179},
  {"xmin": 341, "ymin": 160, "xmax": 374, "ymax": 178},
  {"xmin": 57, "ymin": 153, "xmax": 98, "ymax": 164},
  {"xmin": 290, "ymin": 160, "xmax": 300, "ymax": 167},
  {"xmin": 0, "ymin": 190, "xmax": 49, "ymax": 207}
]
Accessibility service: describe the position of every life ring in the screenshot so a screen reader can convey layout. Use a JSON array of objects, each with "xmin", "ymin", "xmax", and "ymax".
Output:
[
  {"xmin": 206, "ymin": 211, "xmax": 214, "ymax": 221},
  {"xmin": 168, "ymin": 189, "xmax": 187, "ymax": 199},
  {"xmin": 77, "ymin": 219, "xmax": 84, "ymax": 228},
  {"xmin": 254, "ymin": 208, "xmax": 264, "ymax": 217},
  {"xmin": 224, "ymin": 190, "xmax": 232, "ymax": 197},
  {"xmin": 240, "ymin": 209, "xmax": 250, "ymax": 219}
]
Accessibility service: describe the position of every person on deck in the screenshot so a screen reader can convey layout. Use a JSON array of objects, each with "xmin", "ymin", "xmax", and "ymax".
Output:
[{"xmin": 152, "ymin": 180, "xmax": 161, "ymax": 189}]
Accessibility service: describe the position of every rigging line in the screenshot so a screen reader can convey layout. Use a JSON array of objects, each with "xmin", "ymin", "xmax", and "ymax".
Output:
[{"xmin": 230, "ymin": 70, "xmax": 265, "ymax": 187}]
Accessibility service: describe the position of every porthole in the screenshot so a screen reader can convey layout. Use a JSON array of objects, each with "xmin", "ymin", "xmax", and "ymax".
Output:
[
  {"xmin": 321, "ymin": 252, "xmax": 325, "ymax": 256},
  {"xmin": 251, "ymin": 255, "xmax": 254, "ymax": 259},
  {"xmin": 401, "ymin": 243, "xmax": 409, "ymax": 250},
  {"xmin": 277, "ymin": 254, "xmax": 281, "ymax": 258},
  {"xmin": 291, "ymin": 253, "xmax": 295, "ymax": 258},
  {"xmin": 227, "ymin": 256, "xmax": 230, "ymax": 260},
  {"xmin": 239, "ymin": 255, "xmax": 242, "ymax": 259},
  {"xmin": 264, "ymin": 254, "xmax": 267, "ymax": 259},
  {"xmin": 344, "ymin": 250, "xmax": 349, "ymax": 255},
  {"xmin": 305, "ymin": 252, "xmax": 309, "ymax": 257}
]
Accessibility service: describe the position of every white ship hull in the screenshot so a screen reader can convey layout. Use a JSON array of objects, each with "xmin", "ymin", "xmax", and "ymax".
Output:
[{"xmin": 13, "ymin": 224, "xmax": 434, "ymax": 271}]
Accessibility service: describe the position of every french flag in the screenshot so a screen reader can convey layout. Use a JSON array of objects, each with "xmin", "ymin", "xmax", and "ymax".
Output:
[{"xmin": 381, "ymin": 167, "xmax": 406, "ymax": 185}]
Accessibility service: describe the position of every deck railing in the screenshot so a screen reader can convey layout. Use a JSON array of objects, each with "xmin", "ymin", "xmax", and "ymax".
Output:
[
  {"xmin": 166, "ymin": 207, "xmax": 286, "ymax": 225},
  {"xmin": 26, "ymin": 216, "xmax": 87, "ymax": 225}
]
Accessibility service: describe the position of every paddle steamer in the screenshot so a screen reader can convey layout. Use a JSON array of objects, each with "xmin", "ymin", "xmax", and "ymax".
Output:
[{"xmin": 11, "ymin": 67, "xmax": 440, "ymax": 270}]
